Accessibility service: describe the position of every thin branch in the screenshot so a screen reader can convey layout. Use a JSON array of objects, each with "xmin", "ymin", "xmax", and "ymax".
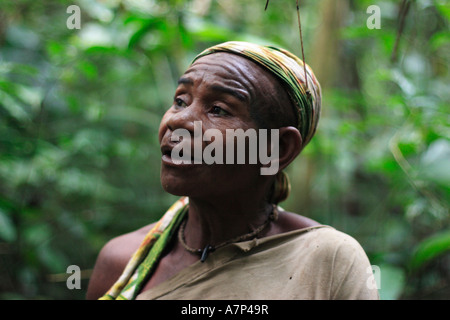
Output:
[
  {"xmin": 391, "ymin": 0, "xmax": 412, "ymax": 63},
  {"xmin": 296, "ymin": 0, "xmax": 309, "ymax": 92},
  {"xmin": 263, "ymin": 0, "xmax": 310, "ymax": 93}
]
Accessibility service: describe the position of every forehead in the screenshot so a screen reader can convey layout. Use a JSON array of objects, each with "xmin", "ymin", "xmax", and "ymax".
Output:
[
  {"xmin": 182, "ymin": 53, "xmax": 276, "ymax": 100},
  {"xmin": 188, "ymin": 52, "xmax": 256, "ymax": 77}
]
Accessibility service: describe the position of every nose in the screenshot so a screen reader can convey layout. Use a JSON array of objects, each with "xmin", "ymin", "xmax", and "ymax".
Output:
[{"xmin": 165, "ymin": 106, "xmax": 198, "ymax": 134}]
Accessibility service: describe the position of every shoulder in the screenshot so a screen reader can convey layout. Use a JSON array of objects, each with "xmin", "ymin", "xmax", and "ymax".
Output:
[
  {"xmin": 86, "ymin": 222, "xmax": 156, "ymax": 300},
  {"xmin": 275, "ymin": 209, "xmax": 362, "ymax": 254},
  {"xmin": 294, "ymin": 227, "xmax": 379, "ymax": 299},
  {"xmin": 302, "ymin": 227, "xmax": 364, "ymax": 251},
  {"xmin": 273, "ymin": 209, "xmax": 321, "ymax": 234},
  {"xmin": 291, "ymin": 226, "xmax": 369, "ymax": 265}
]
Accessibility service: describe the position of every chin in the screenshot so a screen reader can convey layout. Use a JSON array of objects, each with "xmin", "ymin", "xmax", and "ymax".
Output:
[
  {"xmin": 161, "ymin": 182, "xmax": 186, "ymax": 197},
  {"xmin": 160, "ymin": 172, "xmax": 201, "ymax": 198}
]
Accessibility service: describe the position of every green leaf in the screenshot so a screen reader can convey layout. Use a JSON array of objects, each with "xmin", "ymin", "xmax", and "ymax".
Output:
[
  {"xmin": 77, "ymin": 60, "xmax": 98, "ymax": 80},
  {"xmin": 0, "ymin": 209, "xmax": 17, "ymax": 242},
  {"xmin": 0, "ymin": 90, "xmax": 30, "ymax": 121},
  {"xmin": 37, "ymin": 244, "xmax": 69, "ymax": 274},
  {"xmin": 378, "ymin": 264, "xmax": 405, "ymax": 300},
  {"xmin": 23, "ymin": 223, "xmax": 52, "ymax": 245},
  {"xmin": 410, "ymin": 230, "xmax": 450, "ymax": 270},
  {"xmin": 435, "ymin": 0, "xmax": 450, "ymax": 19},
  {"xmin": 430, "ymin": 31, "xmax": 450, "ymax": 51},
  {"xmin": 420, "ymin": 139, "xmax": 450, "ymax": 187}
]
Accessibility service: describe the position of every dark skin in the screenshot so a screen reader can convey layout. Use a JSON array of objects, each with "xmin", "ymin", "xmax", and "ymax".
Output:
[{"xmin": 86, "ymin": 53, "xmax": 320, "ymax": 300}]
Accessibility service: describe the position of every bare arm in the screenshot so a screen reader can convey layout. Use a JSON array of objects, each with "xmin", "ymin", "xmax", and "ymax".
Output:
[{"xmin": 86, "ymin": 223, "xmax": 156, "ymax": 300}]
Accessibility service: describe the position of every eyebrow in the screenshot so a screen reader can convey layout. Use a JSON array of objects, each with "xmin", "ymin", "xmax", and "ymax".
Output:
[
  {"xmin": 177, "ymin": 76, "xmax": 248, "ymax": 102},
  {"xmin": 177, "ymin": 77, "xmax": 194, "ymax": 85},
  {"xmin": 210, "ymin": 84, "xmax": 247, "ymax": 102}
]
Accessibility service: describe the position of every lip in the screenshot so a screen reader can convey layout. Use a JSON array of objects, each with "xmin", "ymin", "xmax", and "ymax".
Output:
[{"xmin": 160, "ymin": 143, "xmax": 203, "ymax": 168}]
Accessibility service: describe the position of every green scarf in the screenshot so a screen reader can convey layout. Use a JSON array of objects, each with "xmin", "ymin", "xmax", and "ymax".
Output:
[{"xmin": 99, "ymin": 197, "xmax": 188, "ymax": 300}]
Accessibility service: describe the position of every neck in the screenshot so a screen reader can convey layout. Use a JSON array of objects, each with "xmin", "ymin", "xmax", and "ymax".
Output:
[{"xmin": 182, "ymin": 195, "xmax": 273, "ymax": 251}]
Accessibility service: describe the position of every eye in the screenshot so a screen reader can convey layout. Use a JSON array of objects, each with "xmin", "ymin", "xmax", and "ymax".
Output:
[
  {"xmin": 211, "ymin": 106, "xmax": 229, "ymax": 116},
  {"xmin": 174, "ymin": 98, "xmax": 187, "ymax": 109}
]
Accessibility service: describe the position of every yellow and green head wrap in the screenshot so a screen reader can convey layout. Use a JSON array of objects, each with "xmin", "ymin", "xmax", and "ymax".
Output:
[
  {"xmin": 193, "ymin": 41, "xmax": 322, "ymax": 204},
  {"xmin": 193, "ymin": 41, "xmax": 322, "ymax": 149}
]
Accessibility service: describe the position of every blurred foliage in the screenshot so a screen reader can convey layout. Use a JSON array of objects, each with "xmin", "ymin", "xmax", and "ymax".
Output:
[{"xmin": 0, "ymin": 0, "xmax": 448, "ymax": 300}]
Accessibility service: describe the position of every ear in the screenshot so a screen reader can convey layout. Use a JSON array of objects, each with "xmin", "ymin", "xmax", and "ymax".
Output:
[{"xmin": 278, "ymin": 126, "xmax": 303, "ymax": 171}]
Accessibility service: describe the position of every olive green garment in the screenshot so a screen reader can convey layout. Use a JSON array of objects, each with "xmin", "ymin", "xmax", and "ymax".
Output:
[{"xmin": 136, "ymin": 226, "xmax": 379, "ymax": 300}]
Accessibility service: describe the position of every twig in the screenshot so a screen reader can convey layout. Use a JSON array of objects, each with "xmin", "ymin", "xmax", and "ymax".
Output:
[
  {"xmin": 391, "ymin": 0, "xmax": 411, "ymax": 63},
  {"xmin": 263, "ymin": 0, "xmax": 310, "ymax": 93},
  {"xmin": 296, "ymin": 0, "xmax": 309, "ymax": 92}
]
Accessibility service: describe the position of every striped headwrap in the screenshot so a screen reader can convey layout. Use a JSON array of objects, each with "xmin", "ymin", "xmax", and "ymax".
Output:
[{"xmin": 193, "ymin": 41, "xmax": 321, "ymax": 148}]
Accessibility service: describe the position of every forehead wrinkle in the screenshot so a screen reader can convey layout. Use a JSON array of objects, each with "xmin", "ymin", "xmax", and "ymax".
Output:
[
  {"xmin": 179, "ymin": 68, "xmax": 250, "ymax": 103},
  {"xmin": 187, "ymin": 55, "xmax": 259, "ymax": 103},
  {"xmin": 209, "ymin": 83, "xmax": 248, "ymax": 102}
]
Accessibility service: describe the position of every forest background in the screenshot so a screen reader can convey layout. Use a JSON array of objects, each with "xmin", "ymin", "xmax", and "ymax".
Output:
[{"xmin": 0, "ymin": 0, "xmax": 448, "ymax": 300}]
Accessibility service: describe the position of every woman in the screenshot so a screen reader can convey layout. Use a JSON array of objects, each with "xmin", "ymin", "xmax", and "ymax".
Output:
[{"xmin": 86, "ymin": 41, "xmax": 379, "ymax": 300}]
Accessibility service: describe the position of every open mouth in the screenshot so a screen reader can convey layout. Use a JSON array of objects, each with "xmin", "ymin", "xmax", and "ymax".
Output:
[
  {"xmin": 161, "ymin": 144, "xmax": 199, "ymax": 166},
  {"xmin": 161, "ymin": 147, "xmax": 173, "ymax": 158}
]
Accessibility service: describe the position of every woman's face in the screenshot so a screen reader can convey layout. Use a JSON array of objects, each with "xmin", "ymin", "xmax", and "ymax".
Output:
[{"xmin": 158, "ymin": 53, "xmax": 276, "ymax": 199}]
